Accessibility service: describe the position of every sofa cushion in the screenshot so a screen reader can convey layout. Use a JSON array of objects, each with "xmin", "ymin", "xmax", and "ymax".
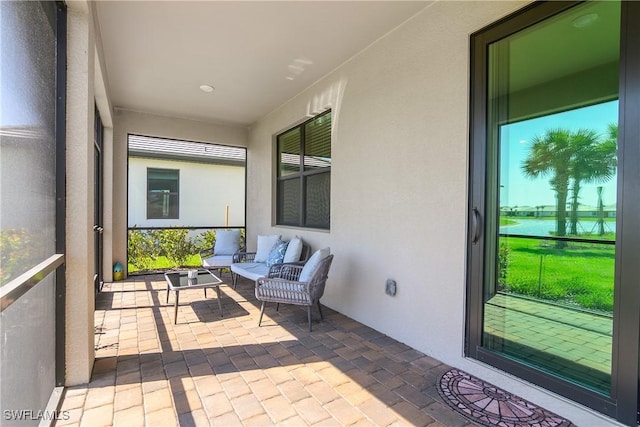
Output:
[
  {"xmin": 299, "ymin": 247, "xmax": 330, "ymax": 282},
  {"xmin": 255, "ymin": 234, "xmax": 281, "ymax": 262},
  {"xmin": 202, "ymin": 254, "xmax": 233, "ymax": 268},
  {"xmin": 266, "ymin": 239, "xmax": 288, "ymax": 267},
  {"xmin": 214, "ymin": 229, "xmax": 241, "ymax": 255},
  {"xmin": 231, "ymin": 262, "xmax": 270, "ymax": 281},
  {"xmin": 283, "ymin": 235, "xmax": 303, "ymax": 263}
]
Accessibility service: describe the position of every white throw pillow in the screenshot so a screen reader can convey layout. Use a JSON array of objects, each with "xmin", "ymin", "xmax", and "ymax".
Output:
[
  {"xmin": 254, "ymin": 234, "xmax": 281, "ymax": 262},
  {"xmin": 299, "ymin": 247, "xmax": 330, "ymax": 282},
  {"xmin": 214, "ymin": 229, "xmax": 241, "ymax": 255},
  {"xmin": 283, "ymin": 235, "xmax": 303, "ymax": 263}
]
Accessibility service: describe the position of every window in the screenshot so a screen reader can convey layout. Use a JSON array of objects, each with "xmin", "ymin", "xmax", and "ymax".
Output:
[
  {"xmin": 147, "ymin": 168, "xmax": 179, "ymax": 219},
  {"xmin": 276, "ymin": 110, "xmax": 331, "ymax": 229}
]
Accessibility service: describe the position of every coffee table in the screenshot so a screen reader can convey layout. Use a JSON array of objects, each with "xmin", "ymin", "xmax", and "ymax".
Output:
[{"xmin": 164, "ymin": 270, "xmax": 224, "ymax": 324}]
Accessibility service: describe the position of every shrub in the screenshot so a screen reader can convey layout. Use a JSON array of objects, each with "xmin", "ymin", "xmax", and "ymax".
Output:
[
  {"xmin": 128, "ymin": 227, "xmax": 245, "ymax": 272},
  {"xmin": 128, "ymin": 229, "xmax": 160, "ymax": 270},
  {"xmin": 497, "ymin": 243, "xmax": 510, "ymax": 290},
  {"xmin": 155, "ymin": 228, "xmax": 196, "ymax": 267},
  {"xmin": 196, "ymin": 230, "xmax": 217, "ymax": 251},
  {"xmin": 195, "ymin": 228, "xmax": 245, "ymax": 252}
]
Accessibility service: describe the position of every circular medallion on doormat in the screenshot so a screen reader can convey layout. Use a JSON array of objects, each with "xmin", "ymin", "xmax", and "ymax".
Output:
[{"xmin": 437, "ymin": 369, "xmax": 573, "ymax": 427}]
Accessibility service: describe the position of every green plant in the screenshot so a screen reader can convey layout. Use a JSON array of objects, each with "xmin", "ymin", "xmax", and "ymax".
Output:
[
  {"xmin": 0, "ymin": 228, "xmax": 33, "ymax": 285},
  {"xmin": 195, "ymin": 228, "xmax": 245, "ymax": 252},
  {"xmin": 574, "ymin": 289, "xmax": 614, "ymax": 312},
  {"xmin": 156, "ymin": 228, "xmax": 196, "ymax": 267},
  {"xmin": 127, "ymin": 229, "xmax": 160, "ymax": 270},
  {"xmin": 197, "ymin": 229, "xmax": 217, "ymax": 251},
  {"xmin": 128, "ymin": 227, "xmax": 245, "ymax": 273},
  {"xmin": 497, "ymin": 242, "xmax": 510, "ymax": 290}
]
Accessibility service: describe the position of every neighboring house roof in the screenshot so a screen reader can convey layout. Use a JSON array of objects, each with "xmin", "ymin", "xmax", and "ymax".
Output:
[{"xmin": 128, "ymin": 134, "xmax": 246, "ymax": 166}]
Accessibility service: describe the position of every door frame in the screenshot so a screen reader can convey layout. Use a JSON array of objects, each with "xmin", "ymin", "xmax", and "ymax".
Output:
[
  {"xmin": 94, "ymin": 106, "xmax": 104, "ymax": 294},
  {"xmin": 611, "ymin": 1, "xmax": 640, "ymax": 423},
  {"xmin": 465, "ymin": 1, "xmax": 640, "ymax": 423}
]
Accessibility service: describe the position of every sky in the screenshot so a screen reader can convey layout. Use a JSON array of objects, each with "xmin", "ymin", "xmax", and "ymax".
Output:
[{"xmin": 499, "ymin": 100, "xmax": 618, "ymax": 209}]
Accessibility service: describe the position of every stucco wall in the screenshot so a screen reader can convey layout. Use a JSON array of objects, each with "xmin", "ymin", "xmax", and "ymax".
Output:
[
  {"xmin": 66, "ymin": 0, "xmax": 96, "ymax": 386},
  {"xmin": 127, "ymin": 157, "xmax": 245, "ymax": 228},
  {"xmin": 246, "ymin": 1, "xmax": 616, "ymax": 425},
  {"xmin": 249, "ymin": 0, "xmax": 515, "ymax": 358}
]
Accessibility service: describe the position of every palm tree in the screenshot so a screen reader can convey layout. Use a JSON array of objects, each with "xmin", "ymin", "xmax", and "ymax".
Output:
[
  {"xmin": 521, "ymin": 128, "xmax": 573, "ymax": 247},
  {"xmin": 607, "ymin": 122, "xmax": 618, "ymax": 141},
  {"xmin": 522, "ymin": 126, "xmax": 618, "ymax": 244},
  {"xmin": 568, "ymin": 127, "xmax": 617, "ymax": 235}
]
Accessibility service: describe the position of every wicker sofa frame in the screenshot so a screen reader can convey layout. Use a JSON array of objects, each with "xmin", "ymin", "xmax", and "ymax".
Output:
[{"xmin": 230, "ymin": 243, "xmax": 311, "ymax": 289}]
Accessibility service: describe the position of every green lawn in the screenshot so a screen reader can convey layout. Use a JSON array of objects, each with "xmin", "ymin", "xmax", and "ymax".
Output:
[
  {"xmin": 500, "ymin": 236, "xmax": 615, "ymax": 312},
  {"xmin": 499, "ymin": 218, "xmax": 518, "ymax": 226},
  {"xmin": 128, "ymin": 254, "xmax": 201, "ymax": 274}
]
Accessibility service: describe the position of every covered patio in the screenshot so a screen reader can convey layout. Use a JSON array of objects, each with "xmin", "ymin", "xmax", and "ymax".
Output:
[
  {"xmin": 56, "ymin": 276, "xmax": 471, "ymax": 426},
  {"xmin": 4, "ymin": 0, "xmax": 631, "ymax": 425}
]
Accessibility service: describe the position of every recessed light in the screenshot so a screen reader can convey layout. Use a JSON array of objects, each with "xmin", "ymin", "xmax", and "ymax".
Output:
[
  {"xmin": 572, "ymin": 13, "xmax": 599, "ymax": 28},
  {"xmin": 199, "ymin": 84, "xmax": 214, "ymax": 93}
]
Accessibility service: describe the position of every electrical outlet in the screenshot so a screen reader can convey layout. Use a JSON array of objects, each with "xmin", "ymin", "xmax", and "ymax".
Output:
[{"xmin": 385, "ymin": 279, "xmax": 397, "ymax": 296}]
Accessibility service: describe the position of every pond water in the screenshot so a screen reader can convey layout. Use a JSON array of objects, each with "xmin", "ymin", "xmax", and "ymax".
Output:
[{"xmin": 499, "ymin": 219, "xmax": 617, "ymax": 237}]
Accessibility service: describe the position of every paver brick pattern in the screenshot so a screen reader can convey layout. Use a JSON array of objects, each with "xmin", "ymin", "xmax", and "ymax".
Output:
[
  {"xmin": 56, "ymin": 275, "xmax": 477, "ymax": 427},
  {"xmin": 484, "ymin": 293, "xmax": 612, "ymax": 393}
]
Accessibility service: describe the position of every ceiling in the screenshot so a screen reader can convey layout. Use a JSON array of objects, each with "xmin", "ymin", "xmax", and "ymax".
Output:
[
  {"xmin": 508, "ymin": 1, "xmax": 619, "ymax": 93},
  {"xmin": 95, "ymin": 1, "xmax": 430, "ymax": 127}
]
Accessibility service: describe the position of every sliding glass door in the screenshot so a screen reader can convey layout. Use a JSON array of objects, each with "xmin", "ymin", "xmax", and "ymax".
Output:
[{"xmin": 467, "ymin": 1, "xmax": 640, "ymax": 424}]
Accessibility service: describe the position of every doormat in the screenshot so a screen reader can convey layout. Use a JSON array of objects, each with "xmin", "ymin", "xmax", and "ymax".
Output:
[{"xmin": 437, "ymin": 369, "xmax": 573, "ymax": 427}]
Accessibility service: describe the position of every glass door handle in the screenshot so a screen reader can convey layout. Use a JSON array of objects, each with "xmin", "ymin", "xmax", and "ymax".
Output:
[{"xmin": 471, "ymin": 207, "xmax": 481, "ymax": 244}]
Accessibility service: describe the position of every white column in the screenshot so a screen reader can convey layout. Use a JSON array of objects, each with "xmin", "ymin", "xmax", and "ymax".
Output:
[
  {"xmin": 65, "ymin": 0, "xmax": 95, "ymax": 386},
  {"xmin": 102, "ymin": 126, "xmax": 114, "ymax": 282},
  {"xmin": 112, "ymin": 110, "xmax": 129, "ymax": 277}
]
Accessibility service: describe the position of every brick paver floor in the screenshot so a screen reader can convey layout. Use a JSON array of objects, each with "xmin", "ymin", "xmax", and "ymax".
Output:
[
  {"xmin": 55, "ymin": 274, "xmax": 479, "ymax": 427},
  {"xmin": 485, "ymin": 293, "xmax": 612, "ymax": 393}
]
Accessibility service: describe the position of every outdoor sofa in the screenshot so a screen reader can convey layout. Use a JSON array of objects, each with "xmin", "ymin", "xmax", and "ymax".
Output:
[
  {"xmin": 230, "ymin": 234, "xmax": 310, "ymax": 288},
  {"xmin": 199, "ymin": 229, "xmax": 244, "ymax": 278}
]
